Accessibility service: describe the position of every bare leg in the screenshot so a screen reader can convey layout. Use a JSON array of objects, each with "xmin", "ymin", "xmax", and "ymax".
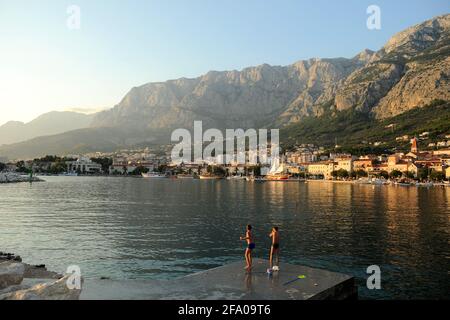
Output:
[
  {"xmin": 269, "ymin": 246, "xmax": 274, "ymax": 269},
  {"xmin": 248, "ymin": 251, "xmax": 253, "ymax": 270},
  {"xmin": 244, "ymin": 249, "xmax": 250, "ymax": 269}
]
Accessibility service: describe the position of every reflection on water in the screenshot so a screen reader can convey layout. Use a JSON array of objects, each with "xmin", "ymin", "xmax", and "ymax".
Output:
[{"xmin": 0, "ymin": 177, "xmax": 449, "ymax": 299}]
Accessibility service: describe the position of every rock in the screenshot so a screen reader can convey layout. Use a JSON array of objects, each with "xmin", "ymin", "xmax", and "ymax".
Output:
[
  {"xmin": 23, "ymin": 264, "xmax": 62, "ymax": 279},
  {"xmin": 0, "ymin": 284, "xmax": 31, "ymax": 295},
  {"xmin": 0, "ymin": 275, "xmax": 82, "ymax": 300},
  {"xmin": 0, "ymin": 172, "xmax": 44, "ymax": 184},
  {"xmin": 0, "ymin": 252, "xmax": 22, "ymax": 262},
  {"xmin": 0, "ymin": 262, "xmax": 25, "ymax": 289}
]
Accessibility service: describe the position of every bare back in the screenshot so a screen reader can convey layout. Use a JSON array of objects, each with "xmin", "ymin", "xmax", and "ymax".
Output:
[
  {"xmin": 271, "ymin": 231, "xmax": 279, "ymax": 244},
  {"xmin": 246, "ymin": 230, "xmax": 253, "ymax": 244}
]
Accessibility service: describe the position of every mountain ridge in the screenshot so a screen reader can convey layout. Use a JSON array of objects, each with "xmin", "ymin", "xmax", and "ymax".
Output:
[{"xmin": 0, "ymin": 111, "xmax": 94, "ymax": 146}]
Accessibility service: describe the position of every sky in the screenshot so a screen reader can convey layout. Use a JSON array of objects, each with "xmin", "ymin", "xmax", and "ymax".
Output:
[{"xmin": 0, "ymin": 0, "xmax": 448, "ymax": 126}]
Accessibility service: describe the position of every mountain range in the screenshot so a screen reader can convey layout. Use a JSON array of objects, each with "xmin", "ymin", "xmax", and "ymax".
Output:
[
  {"xmin": 0, "ymin": 111, "xmax": 94, "ymax": 146},
  {"xmin": 0, "ymin": 14, "xmax": 449, "ymax": 160}
]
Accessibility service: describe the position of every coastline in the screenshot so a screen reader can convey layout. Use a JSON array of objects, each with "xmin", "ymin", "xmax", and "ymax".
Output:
[
  {"xmin": 0, "ymin": 252, "xmax": 80, "ymax": 300},
  {"xmin": 0, "ymin": 172, "xmax": 44, "ymax": 184}
]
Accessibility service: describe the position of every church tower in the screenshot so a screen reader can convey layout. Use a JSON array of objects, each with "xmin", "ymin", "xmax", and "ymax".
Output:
[{"xmin": 411, "ymin": 137, "xmax": 418, "ymax": 153}]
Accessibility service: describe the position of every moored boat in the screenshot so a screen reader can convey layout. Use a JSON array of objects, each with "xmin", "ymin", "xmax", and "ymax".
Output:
[
  {"xmin": 266, "ymin": 158, "xmax": 290, "ymax": 181},
  {"xmin": 394, "ymin": 181, "xmax": 413, "ymax": 187},
  {"xmin": 142, "ymin": 172, "xmax": 167, "ymax": 178},
  {"xmin": 59, "ymin": 172, "xmax": 78, "ymax": 177},
  {"xmin": 177, "ymin": 174, "xmax": 194, "ymax": 179},
  {"xmin": 199, "ymin": 174, "xmax": 222, "ymax": 180},
  {"xmin": 228, "ymin": 175, "xmax": 246, "ymax": 180}
]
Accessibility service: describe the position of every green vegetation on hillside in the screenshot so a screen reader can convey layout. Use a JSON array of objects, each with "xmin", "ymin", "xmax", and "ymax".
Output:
[{"xmin": 281, "ymin": 100, "xmax": 450, "ymax": 155}]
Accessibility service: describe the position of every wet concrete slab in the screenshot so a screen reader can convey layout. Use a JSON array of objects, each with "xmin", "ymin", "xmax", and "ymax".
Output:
[{"xmin": 80, "ymin": 259, "xmax": 357, "ymax": 300}]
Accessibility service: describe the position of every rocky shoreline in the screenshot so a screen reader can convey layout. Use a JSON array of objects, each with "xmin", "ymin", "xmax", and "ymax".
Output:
[
  {"xmin": 0, "ymin": 172, "xmax": 44, "ymax": 183},
  {"xmin": 0, "ymin": 252, "xmax": 81, "ymax": 300}
]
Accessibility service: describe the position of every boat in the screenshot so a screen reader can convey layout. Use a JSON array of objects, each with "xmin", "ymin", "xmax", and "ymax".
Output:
[
  {"xmin": 266, "ymin": 158, "xmax": 289, "ymax": 181},
  {"xmin": 199, "ymin": 174, "xmax": 222, "ymax": 180},
  {"xmin": 370, "ymin": 178, "xmax": 388, "ymax": 185},
  {"xmin": 141, "ymin": 172, "xmax": 167, "ymax": 178},
  {"xmin": 59, "ymin": 172, "xmax": 78, "ymax": 177},
  {"xmin": 176, "ymin": 174, "xmax": 194, "ymax": 179},
  {"xmin": 356, "ymin": 178, "xmax": 372, "ymax": 185},
  {"xmin": 394, "ymin": 181, "xmax": 412, "ymax": 187},
  {"xmin": 228, "ymin": 175, "xmax": 246, "ymax": 180},
  {"xmin": 416, "ymin": 182, "xmax": 434, "ymax": 187}
]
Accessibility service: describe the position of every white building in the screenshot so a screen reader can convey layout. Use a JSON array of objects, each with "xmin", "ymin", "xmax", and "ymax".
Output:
[{"xmin": 66, "ymin": 157, "xmax": 102, "ymax": 174}]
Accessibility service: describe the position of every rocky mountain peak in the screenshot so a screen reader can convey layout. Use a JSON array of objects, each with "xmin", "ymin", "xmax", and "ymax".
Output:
[{"xmin": 383, "ymin": 14, "xmax": 449, "ymax": 57}]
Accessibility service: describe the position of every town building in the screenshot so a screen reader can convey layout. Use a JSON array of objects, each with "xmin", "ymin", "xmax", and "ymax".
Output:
[
  {"xmin": 66, "ymin": 157, "xmax": 102, "ymax": 174},
  {"xmin": 334, "ymin": 156, "xmax": 353, "ymax": 173},
  {"xmin": 109, "ymin": 161, "xmax": 155, "ymax": 174},
  {"xmin": 307, "ymin": 161, "xmax": 335, "ymax": 179},
  {"xmin": 353, "ymin": 157, "xmax": 374, "ymax": 172}
]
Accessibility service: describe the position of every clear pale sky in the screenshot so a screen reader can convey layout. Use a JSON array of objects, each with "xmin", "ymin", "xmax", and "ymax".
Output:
[{"xmin": 0, "ymin": 0, "xmax": 448, "ymax": 126}]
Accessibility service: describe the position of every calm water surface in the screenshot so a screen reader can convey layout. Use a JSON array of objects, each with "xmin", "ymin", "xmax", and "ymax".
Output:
[{"xmin": 0, "ymin": 176, "xmax": 449, "ymax": 299}]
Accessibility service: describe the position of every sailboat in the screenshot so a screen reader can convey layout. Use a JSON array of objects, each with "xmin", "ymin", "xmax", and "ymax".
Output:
[{"xmin": 266, "ymin": 158, "xmax": 289, "ymax": 181}]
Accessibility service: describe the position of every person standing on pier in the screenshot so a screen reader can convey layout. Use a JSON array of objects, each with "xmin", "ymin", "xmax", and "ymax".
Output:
[
  {"xmin": 269, "ymin": 226, "xmax": 280, "ymax": 270},
  {"xmin": 240, "ymin": 225, "xmax": 255, "ymax": 271}
]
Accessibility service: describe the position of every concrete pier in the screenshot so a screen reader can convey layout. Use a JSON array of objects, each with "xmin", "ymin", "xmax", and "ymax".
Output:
[{"xmin": 79, "ymin": 259, "xmax": 357, "ymax": 300}]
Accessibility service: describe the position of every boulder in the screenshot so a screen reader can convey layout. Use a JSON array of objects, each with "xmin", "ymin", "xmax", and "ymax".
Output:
[
  {"xmin": 0, "ymin": 262, "xmax": 25, "ymax": 289},
  {"xmin": 0, "ymin": 275, "xmax": 82, "ymax": 300}
]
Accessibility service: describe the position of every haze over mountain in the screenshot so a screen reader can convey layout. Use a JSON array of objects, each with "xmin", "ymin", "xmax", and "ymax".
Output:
[
  {"xmin": 0, "ymin": 111, "xmax": 94, "ymax": 146},
  {"xmin": 0, "ymin": 14, "xmax": 448, "ymax": 160}
]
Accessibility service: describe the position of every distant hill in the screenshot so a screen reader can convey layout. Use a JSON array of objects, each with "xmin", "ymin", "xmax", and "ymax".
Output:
[
  {"xmin": 0, "ymin": 111, "xmax": 94, "ymax": 146},
  {"xmin": 0, "ymin": 126, "xmax": 171, "ymax": 160}
]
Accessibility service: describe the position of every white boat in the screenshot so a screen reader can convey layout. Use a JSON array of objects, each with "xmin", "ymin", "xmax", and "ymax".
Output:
[
  {"xmin": 176, "ymin": 174, "xmax": 194, "ymax": 179},
  {"xmin": 141, "ymin": 172, "xmax": 167, "ymax": 178},
  {"xmin": 59, "ymin": 172, "xmax": 78, "ymax": 176},
  {"xmin": 416, "ymin": 182, "xmax": 434, "ymax": 187},
  {"xmin": 394, "ymin": 181, "xmax": 412, "ymax": 187},
  {"xmin": 371, "ymin": 178, "xmax": 387, "ymax": 185},
  {"xmin": 228, "ymin": 175, "xmax": 246, "ymax": 180}
]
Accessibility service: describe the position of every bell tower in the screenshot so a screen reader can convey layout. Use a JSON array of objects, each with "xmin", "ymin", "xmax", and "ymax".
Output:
[{"xmin": 411, "ymin": 137, "xmax": 418, "ymax": 154}]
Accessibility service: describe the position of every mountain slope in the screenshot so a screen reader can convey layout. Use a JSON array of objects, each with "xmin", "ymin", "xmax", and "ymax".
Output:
[
  {"xmin": 335, "ymin": 14, "xmax": 450, "ymax": 118},
  {"xmin": 282, "ymin": 100, "xmax": 450, "ymax": 153},
  {"xmin": 92, "ymin": 57, "xmax": 368, "ymax": 130},
  {"xmin": 0, "ymin": 111, "xmax": 94, "ymax": 146}
]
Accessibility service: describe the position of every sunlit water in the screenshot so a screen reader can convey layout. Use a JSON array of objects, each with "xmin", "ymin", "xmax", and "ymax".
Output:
[{"xmin": 1, "ymin": 176, "xmax": 449, "ymax": 299}]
